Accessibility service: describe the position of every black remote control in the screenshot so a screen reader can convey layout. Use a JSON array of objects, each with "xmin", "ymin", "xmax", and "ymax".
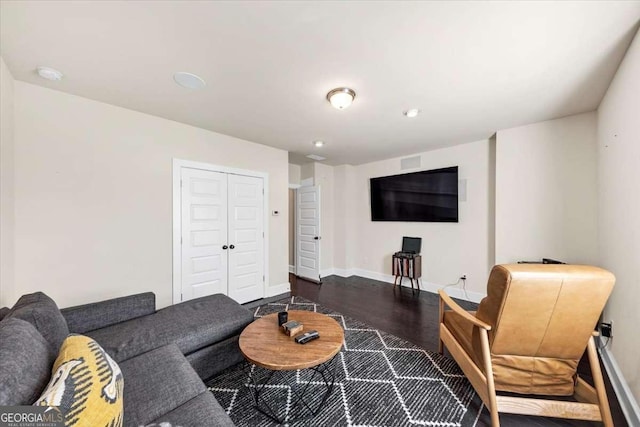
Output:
[{"xmin": 295, "ymin": 330, "xmax": 320, "ymax": 344}]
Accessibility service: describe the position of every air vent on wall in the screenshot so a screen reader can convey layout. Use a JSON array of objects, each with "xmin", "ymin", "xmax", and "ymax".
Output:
[{"xmin": 401, "ymin": 156, "xmax": 421, "ymax": 170}]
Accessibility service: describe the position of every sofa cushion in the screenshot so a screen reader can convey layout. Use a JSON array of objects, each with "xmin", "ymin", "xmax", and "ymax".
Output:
[
  {"xmin": 119, "ymin": 344, "xmax": 206, "ymax": 427},
  {"xmin": 88, "ymin": 293, "xmax": 253, "ymax": 362},
  {"xmin": 145, "ymin": 391, "xmax": 235, "ymax": 427},
  {"xmin": 34, "ymin": 335, "xmax": 124, "ymax": 427},
  {"xmin": 0, "ymin": 318, "xmax": 54, "ymax": 405},
  {"xmin": 0, "ymin": 307, "xmax": 9, "ymax": 321},
  {"xmin": 186, "ymin": 334, "xmax": 245, "ymax": 380},
  {"xmin": 6, "ymin": 292, "xmax": 69, "ymax": 353},
  {"xmin": 62, "ymin": 292, "xmax": 156, "ymax": 334}
]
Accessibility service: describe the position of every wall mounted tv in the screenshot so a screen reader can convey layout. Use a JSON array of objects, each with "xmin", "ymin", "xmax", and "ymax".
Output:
[{"xmin": 370, "ymin": 166, "xmax": 458, "ymax": 222}]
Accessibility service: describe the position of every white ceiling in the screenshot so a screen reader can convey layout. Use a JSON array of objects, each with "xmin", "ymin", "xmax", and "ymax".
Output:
[{"xmin": 2, "ymin": 1, "xmax": 639, "ymax": 166}]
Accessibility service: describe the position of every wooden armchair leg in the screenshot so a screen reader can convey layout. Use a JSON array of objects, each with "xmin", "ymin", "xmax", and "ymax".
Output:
[
  {"xmin": 480, "ymin": 329, "xmax": 500, "ymax": 427},
  {"xmin": 438, "ymin": 296, "xmax": 445, "ymax": 354},
  {"xmin": 587, "ymin": 337, "xmax": 613, "ymax": 427}
]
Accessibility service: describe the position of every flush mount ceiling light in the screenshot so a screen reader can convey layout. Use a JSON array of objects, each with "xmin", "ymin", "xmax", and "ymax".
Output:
[
  {"xmin": 173, "ymin": 72, "xmax": 206, "ymax": 90},
  {"xmin": 313, "ymin": 140, "xmax": 325, "ymax": 147},
  {"xmin": 326, "ymin": 87, "xmax": 356, "ymax": 110},
  {"xmin": 36, "ymin": 66, "xmax": 63, "ymax": 81},
  {"xmin": 403, "ymin": 109, "xmax": 420, "ymax": 118},
  {"xmin": 306, "ymin": 154, "xmax": 326, "ymax": 161}
]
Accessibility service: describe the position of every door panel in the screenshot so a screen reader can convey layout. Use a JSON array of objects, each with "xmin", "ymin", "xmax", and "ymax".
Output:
[
  {"xmin": 181, "ymin": 169, "xmax": 228, "ymax": 301},
  {"xmin": 227, "ymin": 174, "xmax": 264, "ymax": 303},
  {"xmin": 296, "ymin": 185, "xmax": 320, "ymax": 281}
]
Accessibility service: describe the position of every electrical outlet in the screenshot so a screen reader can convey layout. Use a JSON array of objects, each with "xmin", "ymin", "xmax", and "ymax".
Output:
[{"xmin": 600, "ymin": 322, "xmax": 613, "ymax": 338}]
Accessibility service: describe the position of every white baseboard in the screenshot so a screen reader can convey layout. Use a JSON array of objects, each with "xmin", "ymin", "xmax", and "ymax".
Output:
[
  {"xmin": 265, "ymin": 282, "xmax": 291, "ymax": 298},
  {"xmin": 289, "ymin": 265, "xmax": 295, "ymax": 274},
  {"xmin": 324, "ymin": 267, "xmax": 485, "ymax": 303},
  {"xmin": 598, "ymin": 338, "xmax": 640, "ymax": 426},
  {"xmin": 421, "ymin": 282, "xmax": 485, "ymax": 303},
  {"xmin": 320, "ymin": 268, "xmax": 335, "ymax": 278}
]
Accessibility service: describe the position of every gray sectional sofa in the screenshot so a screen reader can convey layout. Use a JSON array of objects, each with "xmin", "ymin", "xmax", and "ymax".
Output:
[{"xmin": 0, "ymin": 291, "xmax": 255, "ymax": 426}]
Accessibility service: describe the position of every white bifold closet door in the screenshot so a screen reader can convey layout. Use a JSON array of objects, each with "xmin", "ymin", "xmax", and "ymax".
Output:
[
  {"xmin": 180, "ymin": 168, "xmax": 264, "ymax": 304},
  {"xmin": 227, "ymin": 174, "xmax": 264, "ymax": 304}
]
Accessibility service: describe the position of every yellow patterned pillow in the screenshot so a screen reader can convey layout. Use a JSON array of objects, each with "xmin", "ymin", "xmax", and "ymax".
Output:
[{"xmin": 34, "ymin": 335, "xmax": 123, "ymax": 427}]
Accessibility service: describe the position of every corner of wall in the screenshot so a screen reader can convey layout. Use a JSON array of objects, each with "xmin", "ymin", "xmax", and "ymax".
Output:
[
  {"xmin": 596, "ymin": 23, "xmax": 640, "ymax": 421},
  {"xmin": 0, "ymin": 56, "xmax": 15, "ymax": 307},
  {"xmin": 288, "ymin": 163, "xmax": 301, "ymax": 186}
]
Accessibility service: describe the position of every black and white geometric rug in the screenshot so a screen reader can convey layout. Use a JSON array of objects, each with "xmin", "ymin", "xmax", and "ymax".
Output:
[{"xmin": 207, "ymin": 296, "xmax": 484, "ymax": 426}]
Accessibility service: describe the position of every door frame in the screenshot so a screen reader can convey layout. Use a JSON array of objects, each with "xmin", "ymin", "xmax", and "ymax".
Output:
[
  {"xmin": 172, "ymin": 158, "xmax": 269, "ymax": 304},
  {"xmin": 288, "ymin": 184, "xmax": 300, "ymax": 274}
]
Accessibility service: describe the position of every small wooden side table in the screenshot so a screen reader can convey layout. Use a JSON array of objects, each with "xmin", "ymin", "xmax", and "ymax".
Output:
[
  {"xmin": 239, "ymin": 310, "xmax": 344, "ymax": 423},
  {"xmin": 392, "ymin": 254, "xmax": 422, "ymax": 290}
]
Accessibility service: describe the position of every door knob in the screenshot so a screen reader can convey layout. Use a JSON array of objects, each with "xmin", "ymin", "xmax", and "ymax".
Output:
[
  {"xmin": 222, "ymin": 245, "xmax": 228, "ymax": 250},
  {"xmin": 313, "ymin": 236, "xmax": 320, "ymax": 240},
  {"xmin": 229, "ymin": 244, "xmax": 235, "ymax": 249}
]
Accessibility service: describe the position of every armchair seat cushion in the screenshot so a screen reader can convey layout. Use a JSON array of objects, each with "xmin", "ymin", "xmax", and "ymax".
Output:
[{"xmin": 491, "ymin": 354, "xmax": 577, "ymax": 396}]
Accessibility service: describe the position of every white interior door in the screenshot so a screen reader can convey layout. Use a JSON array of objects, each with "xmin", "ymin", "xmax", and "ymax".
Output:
[
  {"xmin": 227, "ymin": 174, "xmax": 265, "ymax": 303},
  {"xmin": 181, "ymin": 168, "xmax": 228, "ymax": 301},
  {"xmin": 296, "ymin": 185, "xmax": 321, "ymax": 281}
]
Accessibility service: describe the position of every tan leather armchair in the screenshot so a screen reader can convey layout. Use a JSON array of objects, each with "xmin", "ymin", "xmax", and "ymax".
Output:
[{"xmin": 438, "ymin": 264, "xmax": 615, "ymax": 426}]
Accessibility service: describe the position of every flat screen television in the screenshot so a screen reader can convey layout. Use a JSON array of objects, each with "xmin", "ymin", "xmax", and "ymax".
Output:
[{"xmin": 370, "ymin": 166, "xmax": 458, "ymax": 222}]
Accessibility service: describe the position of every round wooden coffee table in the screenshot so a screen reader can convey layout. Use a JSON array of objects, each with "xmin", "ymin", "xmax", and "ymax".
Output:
[{"xmin": 239, "ymin": 310, "xmax": 344, "ymax": 423}]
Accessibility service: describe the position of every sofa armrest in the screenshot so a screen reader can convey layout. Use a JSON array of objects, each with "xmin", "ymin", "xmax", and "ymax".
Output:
[{"xmin": 61, "ymin": 292, "xmax": 156, "ymax": 334}]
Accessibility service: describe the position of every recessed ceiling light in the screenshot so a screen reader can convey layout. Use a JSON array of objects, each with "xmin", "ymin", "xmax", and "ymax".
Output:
[
  {"xmin": 36, "ymin": 66, "xmax": 63, "ymax": 81},
  {"xmin": 326, "ymin": 87, "xmax": 356, "ymax": 110},
  {"xmin": 313, "ymin": 140, "xmax": 325, "ymax": 148},
  {"xmin": 173, "ymin": 72, "xmax": 206, "ymax": 90},
  {"xmin": 306, "ymin": 154, "xmax": 326, "ymax": 161},
  {"xmin": 404, "ymin": 109, "xmax": 420, "ymax": 118}
]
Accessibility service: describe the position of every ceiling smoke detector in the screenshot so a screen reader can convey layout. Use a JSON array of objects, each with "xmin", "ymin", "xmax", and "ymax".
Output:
[
  {"xmin": 404, "ymin": 109, "xmax": 420, "ymax": 118},
  {"xmin": 36, "ymin": 66, "xmax": 63, "ymax": 81},
  {"xmin": 173, "ymin": 72, "xmax": 206, "ymax": 90},
  {"xmin": 326, "ymin": 87, "xmax": 356, "ymax": 110}
]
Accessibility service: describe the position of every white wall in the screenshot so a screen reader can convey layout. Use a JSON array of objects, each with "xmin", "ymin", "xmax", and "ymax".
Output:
[
  {"xmin": 300, "ymin": 163, "xmax": 314, "ymax": 183},
  {"xmin": 597, "ymin": 28, "xmax": 640, "ymax": 408},
  {"xmin": 333, "ymin": 164, "xmax": 357, "ymax": 271},
  {"xmin": 495, "ymin": 112, "xmax": 598, "ymax": 265},
  {"xmin": 0, "ymin": 57, "xmax": 15, "ymax": 307},
  {"xmin": 288, "ymin": 163, "xmax": 301, "ymax": 186},
  {"xmin": 12, "ymin": 82, "xmax": 289, "ymax": 308},
  {"xmin": 336, "ymin": 140, "xmax": 493, "ymax": 298}
]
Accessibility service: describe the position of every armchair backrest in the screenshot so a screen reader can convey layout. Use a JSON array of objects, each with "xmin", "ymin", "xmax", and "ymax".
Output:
[{"xmin": 474, "ymin": 264, "xmax": 614, "ymax": 395}]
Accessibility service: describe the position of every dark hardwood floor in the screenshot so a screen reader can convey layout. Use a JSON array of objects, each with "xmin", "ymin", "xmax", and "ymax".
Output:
[{"xmin": 290, "ymin": 273, "xmax": 627, "ymax": 427}]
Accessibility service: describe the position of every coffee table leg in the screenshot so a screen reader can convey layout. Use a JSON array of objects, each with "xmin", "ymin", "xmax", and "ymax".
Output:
[
  {"xmin": 289, "ymin": 356, "xmax": 337, "ymax": 417},
  {"xmin": 244, "ymin": 355, "xmax": 338, "ymax": 424},
  {"xmin": 245, "ymin": 365, "xmax": 282, "ymax": 422}
]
